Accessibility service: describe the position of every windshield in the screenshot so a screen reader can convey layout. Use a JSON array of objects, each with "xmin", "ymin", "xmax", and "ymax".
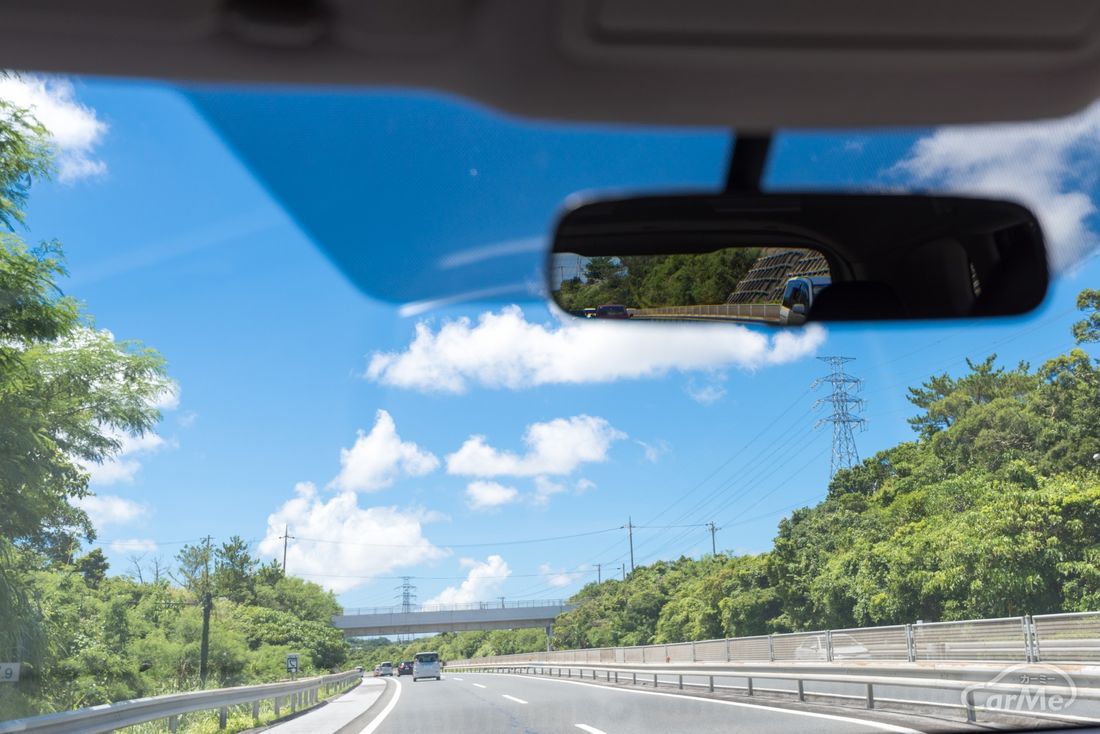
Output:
[{"xmin": 1, "ymin": 73, "xmax": 1099, "ymax": 734}]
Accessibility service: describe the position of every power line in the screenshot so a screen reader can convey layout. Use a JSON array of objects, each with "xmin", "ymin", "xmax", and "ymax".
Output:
[{"xmin": 292, "ymin": 526, "xmax": 621, "ymax": 549}]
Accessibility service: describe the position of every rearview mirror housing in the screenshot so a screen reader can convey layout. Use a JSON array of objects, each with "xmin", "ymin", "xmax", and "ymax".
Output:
[{"xmin": 549, "ymin": 193, "xmax": 1048, "ymax": 324}]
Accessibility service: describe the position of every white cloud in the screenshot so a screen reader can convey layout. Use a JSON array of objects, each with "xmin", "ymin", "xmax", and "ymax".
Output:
[
  {"xmin": 109, "ymin": 538, "xmax": 157, "ymax": 554},
  {"xmin": 330, "ymin": 410, "xmax": 440, "ymax": 492},
  {"xmin": 259, "ymin": 482, "xmax": 447, "ymax": 594},
  {"xmin": 893, "ymin": 101, "xmax": 1100, "ymax": 272},
  {"xmin": 0, "ymin": 74, "xmax": 107, "ymax": 182},
  {"xmin": 82, "ymin": 430, "xmax": 169, "ymax": 485},
  {"xmin": 365, "ymin": 306, "xmax": 827, "ymax": 393},
  {"xmin": 75, "ymin": 494, "xmax": 148, "ymax": 528},
  {"xmin": 465, "ymin": 480, "xmax": 519, "ymax": 510},
  {"xmin": 636, "ymin": 439, "xmax": 671, "ymax": 463},
  {"xmin": 538, "ymin": 563, "xmax": 574, "ymax": 588},
  {"xmin": 446, "ymin": 415, "xmax": 625, "ymax": 478},
  {"xmin": 685, "ymin": 381, "xmax": 726, "ymax": 405},
  {"xmin": 425, "ymin": 555, "xmax": 510, "ymax": 606},
  {"xmin": 152, "ymin": 381, "xmax": 180, "ymax": 411},
  {"xmin": 575, "ymin": 478, "xmax": 596, "ymax": 494},
  {"xmin": 532, "ymin": 476, "xmax": 567, "ymax": 506}
]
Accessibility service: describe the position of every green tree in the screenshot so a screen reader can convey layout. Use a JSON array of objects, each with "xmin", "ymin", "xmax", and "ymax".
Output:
[
  {"xmin": 1073, "ymin": 288, "xmax": 1100, "ymax": 344},
  {"xmin": 214, "ymin": 536, "xmax": 257, "ymax": 605}
]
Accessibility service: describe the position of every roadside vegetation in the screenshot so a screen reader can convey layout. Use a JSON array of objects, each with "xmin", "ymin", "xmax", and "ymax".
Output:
[
  {"xmin": 554, "ymin": 250, "xmax": 760, "ymax": 311},
  {"xmin": 0, "ymin": 98, "xmax": 347, "ymax": 721}
]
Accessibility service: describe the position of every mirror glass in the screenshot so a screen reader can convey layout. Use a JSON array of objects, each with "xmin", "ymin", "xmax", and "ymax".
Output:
[
  {"xmin": 551, "ymin": 247, "xmax": 833, "ymax": 325},
  {"xmin": 549, "ymin": 193, "xmax": 1049, "ymax": 325}
]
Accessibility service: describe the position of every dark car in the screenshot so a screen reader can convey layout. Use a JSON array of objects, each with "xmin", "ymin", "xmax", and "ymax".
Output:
[
  {"xmin": 595, "ymin": 304, "xmax": 630, "ymax": 319},
  {"xmin": 397, "ymin": 661, "xmax": 413, "ymax": 676}
]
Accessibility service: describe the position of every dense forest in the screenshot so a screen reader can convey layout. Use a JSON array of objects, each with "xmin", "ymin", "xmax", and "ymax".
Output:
[
  {"xmin": 358, "ymin": 292, "xmax": 1100, "ymax": 666},
  {"xmin": 554, "ymin": 249, "xmax": 761, "ymax": 311}
]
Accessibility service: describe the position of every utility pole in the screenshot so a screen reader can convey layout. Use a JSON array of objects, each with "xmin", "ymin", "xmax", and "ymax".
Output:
[
  {"xmin": 395, "ymin": 577, "xmax": 417, "ymax": 613},
  {"xmin": 199, "ymin": 535, "xmax": 213, "ymax": 688},
  {"xmin": 707, "ymin": 522, "xmax": 719, "ymax": 555},
  {"xmin": 626, "ymin": 517, "xmax": 635, "ymax": 573},
  {"xmin": 813, "ymin": 356, "xmax": 866, "ymax": 477},
  {"xmin": 620, "ymin": 563, "xmax": 626, "ymax": 581},
  {"xmin": 595, "ymin": 563, "xmax": 602, "ymax": 584},
  {"xmin": 279, "ymin": 524, "xmax": 294, "ymax": 573}
]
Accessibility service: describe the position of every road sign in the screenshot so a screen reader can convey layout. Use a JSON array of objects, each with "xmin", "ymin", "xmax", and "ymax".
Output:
[
  {"xmin": 0, "ymin": 663, "xmax": 20, "ymax": 682},
  {"xmin": 285, "ymin": 654, "xmax": 299, "ymax": 674}
]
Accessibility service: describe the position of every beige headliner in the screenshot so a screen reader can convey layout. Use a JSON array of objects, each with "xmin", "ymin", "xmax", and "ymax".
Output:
[{"xmin": 1, "ymin": 0, "xmax": 1098, "ymax": 127}]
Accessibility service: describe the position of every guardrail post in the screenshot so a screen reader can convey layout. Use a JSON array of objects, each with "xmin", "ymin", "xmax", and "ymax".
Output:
[
  {"xmin": 708, "ymin": 675, "xmax": 714, "ymax": 693},
  {"xmin": 865, "ymin": 683, "xmax": 874, "ymax": 709},
  {"xmin": 691, "ymin": 640, "xmax": 697, "ymax": 662},
  {"xmin": 747, "ymin": 677, "xmax": 754, "ymax": 697},
  {"xmin": 678, "ymin": 674, "xmax": 683, "ymax": 689},
  {"xmin": 905, "ymin": 624, "xmax": 915, "ymax": 662},
  {"xmin": 768, "ymin": 635, "xmax": 775, "ymax": 662},
  {"xmin": 218, "ymin": 706, "xmax": 228, "ymax": 729},
  {"xmin": 1032, "ymin": 615, "xmax": 1043, "ymax": 662},
  {"xmin": 797, "ymin": 680, "xmax": 805, "ymax": 702},
  {"xmin": 726, "ymin": 637, "xmax": 731, "ymax": 662},
  {"xmin": 633, "ymin": 672, "xmax": 637, "ymax": 685},
  {"xmin": 252, "ymin": 700, "xmax": 260, "ymax": 722},
  {"xmin": 964, "ymin": 689, "xmax": 976, "ymax": 722},
  {"xmin": 274, "ymin": 696, "xmax": 281, "ymax": 717},
  {"xmin": 168, "ymin": 714, "xmax": 179, "ymax": 733},
  {"xmin": 653, "ymin": 673, "xmax": 658, "ymax": 688},
  {"xmin": 825, "ymin": 630, "xmax": 833, "ymax": 662},
  {"xmin": 614, "ymin": 671, "xmax": 618, "ymax": 683},
  {"xmin": 1022, "ymin": 616, "xmax": 1033, "ymax": 662}
]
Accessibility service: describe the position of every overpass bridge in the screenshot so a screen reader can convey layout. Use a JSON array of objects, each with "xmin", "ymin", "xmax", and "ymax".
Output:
[{"xmin": 332, "ymin": 600, "xmax": 573, "ymax": 637}]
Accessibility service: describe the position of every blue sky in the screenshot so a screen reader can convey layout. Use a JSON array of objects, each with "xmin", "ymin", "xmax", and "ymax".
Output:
[{"xmin": 6, "ymin": 74, "xmax": 1099, "ymax": 612}]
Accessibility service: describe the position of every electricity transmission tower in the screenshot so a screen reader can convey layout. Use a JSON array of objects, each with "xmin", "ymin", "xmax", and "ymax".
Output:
[
  {"xmin": 395, "ymin": 576, "xmax": 417, "ymax": 613},
  {"xmin": 813, "ymin": 356, "xmax": 866, "ymax": 477}
]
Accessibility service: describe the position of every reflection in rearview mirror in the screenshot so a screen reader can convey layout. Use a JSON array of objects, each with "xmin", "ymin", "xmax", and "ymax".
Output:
[
  {"xmin": 552, "ymin": 247, "xmax": 833, "ymax": 325},
  {"xmin": 549, "ymin": 193, "xmax": 1049, "ymax": 325}
]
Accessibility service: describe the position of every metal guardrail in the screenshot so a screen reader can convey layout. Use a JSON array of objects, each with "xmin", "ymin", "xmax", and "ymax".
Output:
[
  {"xmin": 630, "ymin": 303, "xmax": 782, "ymax": 323},
  {"xmin": 0, "ymin": 670, "xmax": 361, "ymax": 734},
  {"xmin": 447, "ymin": 611, "xmax": 1100, "ymax": 667},
  {"xmin": 340, "ymin": 599, "xmax": 568, "ymax": 616},
  {"xmin": 447, "ymin": 660, "xmax": 1100, "ymax": 725}
]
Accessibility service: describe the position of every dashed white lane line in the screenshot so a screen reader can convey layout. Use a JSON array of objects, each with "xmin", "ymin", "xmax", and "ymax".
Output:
[
  {"xmin": 575, "ymin": 725, "xmax": 607, "ymax": 734},
  {"xmin": 452, "ymin": 677, "xmax": 464, "ymax": 681},
  {"xmin": 501, "ymin": 694, "xmax": 528, "ymax": 704},
  {"xmin": 472, "ymin": 683, "xmax": 487, "ymax": 689}
]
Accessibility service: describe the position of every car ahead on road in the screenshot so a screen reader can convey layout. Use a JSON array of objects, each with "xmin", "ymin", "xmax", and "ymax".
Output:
[
  {"xmin": 413, "ymin": 651, "xmax": 441, "ymax": 681},
  {"xmin": 378, "ymin": 661, "xmax": 393, "ymax": 676},
  {"xmin": 794, "ymin": 633, "xmax": 871, "ymax": 661},
  {"xmin": 397, "ymin": 661, "xmax": 413, "ymax": 676}
]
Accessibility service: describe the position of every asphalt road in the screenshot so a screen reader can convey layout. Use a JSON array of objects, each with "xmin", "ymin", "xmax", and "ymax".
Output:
[{"xmin": 360, "ymin": 672, "xmax": 927, "ymax": 734}]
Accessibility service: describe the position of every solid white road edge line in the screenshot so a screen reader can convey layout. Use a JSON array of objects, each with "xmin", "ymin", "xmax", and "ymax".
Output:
[
  {"xmin": 487, "ymin": 673, "xmax": 924, "ymax": 734},
  {"xmin": 502, "ymin": 694, "xmax": 528, "ymax": 704},
  {"xmin": 575, "ymin": 725, "xmax": 608, "ymax": 734},
  {"xmin": 357, "ymin": 677, "xmax": 403, "ymax": 734},
  {"xmin": 472, "ymin": 683, "xmax": 487, "ymax": 689}
]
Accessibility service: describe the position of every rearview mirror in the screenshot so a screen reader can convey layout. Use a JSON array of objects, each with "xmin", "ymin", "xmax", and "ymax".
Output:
[{"xmin": 549, "ymin": 193, "xmax": 1048, "ymax": 324}]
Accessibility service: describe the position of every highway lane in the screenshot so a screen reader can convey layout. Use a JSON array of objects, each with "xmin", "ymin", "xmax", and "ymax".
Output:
[{"xmin": 364, "ymin": 672, "xmax": 926, "ymax": 734}]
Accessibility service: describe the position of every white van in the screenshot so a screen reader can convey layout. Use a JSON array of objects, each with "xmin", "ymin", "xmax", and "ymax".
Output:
[
  {"xmin": 378, "ymin": 661, "xmax": 393, "ymax": 676},
  {"xmin": 412, "ymin": 651, "xmax": 441, "ymax": 681}
]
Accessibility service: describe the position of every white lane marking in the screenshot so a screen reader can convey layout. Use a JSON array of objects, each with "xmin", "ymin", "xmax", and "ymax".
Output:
[
  {"xmin": 358, "ymin": 677, "xmax": 402, "ymax": 734},
  {"xmin": 575, "ymin": 725, "xmax": 607, "ymax": 734},
  {"xmin": 502, "ymin": 694, "xmax": 528, "ymax": 704},
  {"xmin": 472, "ymin": 683, "xmax": 487, "ymax": 689},
  {"xmin": 452, "ymin": 677, "xmax": 464, "ymax": 681},
  {"xmin": 489, "ymin": 673, "xmax": 923, "ymax": 734}
]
